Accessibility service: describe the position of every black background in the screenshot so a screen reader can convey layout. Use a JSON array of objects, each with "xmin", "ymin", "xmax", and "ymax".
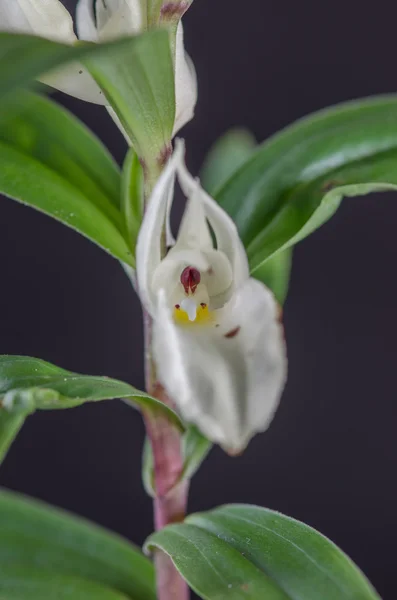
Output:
[{"xmin": 1, "ymin": 0, "xmax": 397, "ymax": 597}]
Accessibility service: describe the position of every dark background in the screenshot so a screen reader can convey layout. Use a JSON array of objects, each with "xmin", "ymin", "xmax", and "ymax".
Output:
[{"xmin": 1, "ymin": 0, "xmax": 397, "ymax": 597}]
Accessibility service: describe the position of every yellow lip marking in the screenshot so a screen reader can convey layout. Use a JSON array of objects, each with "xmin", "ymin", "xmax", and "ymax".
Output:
[{"xmin": 174, "ymin": 302, "xmax": 213, "ymax": 325}]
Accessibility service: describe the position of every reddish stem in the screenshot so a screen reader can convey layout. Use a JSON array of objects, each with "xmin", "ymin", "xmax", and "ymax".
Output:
[{"xmin": 144, "ymin": 316, "xmax": 190, "ymax": 600}]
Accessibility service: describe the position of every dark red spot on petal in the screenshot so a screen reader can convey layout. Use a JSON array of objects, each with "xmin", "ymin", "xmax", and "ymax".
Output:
[
  {"xmin": 224, "ymin": 326, "xmax": 241, "ymax": 339},
  {"xmin": 180, "ymin": 266, "xmax": 201, "ymax": 294},
  {"xmin": 175, "ymin": 304, "xmax": 180, "ymax": 309},
  {"xmin": 200, "ymin": 302, "xmax": 207, "ymax": 308}
]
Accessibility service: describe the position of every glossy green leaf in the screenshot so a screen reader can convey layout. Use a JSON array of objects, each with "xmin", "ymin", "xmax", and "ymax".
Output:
[
  {"xmin": 200, "ymin": 128, "xmax": 256, "ymax": 196},
  {"xmin": 200, "ymin": 128, "xmax": 292, "ymax": 302},
  {"xmin": 0, "ymin": 488, "xmax": 155, "ymax": 600},
  {"xmin": 85, "ymin": 30, "xmax": 175, "ymax": 168},
  {"xmin": 0, "ymin": 355, "xmax": 183, "ymax": 425},
  {"xmin": 215, "ymin": 96, "xmax": 397, "ymax": 272},
  {"xmin": 121, "ymin": 148, "xmax": 144, "ymax": 254},
  {"xmin": 0, "ymin": 32, "xmax": 154, "ymax": 105},
  {"xmin": 0, "ymin": 566, "xmax": 131, "ymax": 600},
  {"xmin": 146, "ymin": 504, "xmax": 380, "ymax": 600},
  {"xmin": 253, "ymin": 248, "xmax": 292, "ymax": 305},
  {"xmin": 0, "ymin": 33, "xmax": 91, "ymax": 104},
  {"xmin": 0, "ymin": 92, "xmax": 132, "ymax": 264},
  {"xmin": 0, "ymin": 92, "xmax": 121, "ymax": 210}
]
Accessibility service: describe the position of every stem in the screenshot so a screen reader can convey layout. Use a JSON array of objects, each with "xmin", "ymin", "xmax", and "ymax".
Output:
[
  {"xmin": 140, "ymin": 146, "xmax": 189, "ymax": 599},
  {"xmin": 144, "ymin": 317, "xmax": 189, "ymax": 600}
]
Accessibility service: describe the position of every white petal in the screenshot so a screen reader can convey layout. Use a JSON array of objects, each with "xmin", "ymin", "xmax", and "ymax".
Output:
[
  {"xmin": 173, "ymin": 23, "xmax": 197, "ymax": 135},
  {"xmin": 40, "ymin": 63, "xmax": 107, "ymax": 104},
  {"xmin": 175, "ymin": 142, "xmax": 250, "ymax": 287},
  {"xmin": 96, "ymin": 0, "xmax": 143, "ymax": 40},
  {"xmin": 0, "ymin": 2, "xmax": 30, "ymax": 30},
  {"xmin": 136, "ymin": 143, "xmax": 184, "ymax": 314},
  {"xmin": 153, "ymin": 278, "xmax": 287, "ymax": 452},
  {"xmin": 0, "ymin": 0, "xmax": 77, "ymax": 43},
  {"xmin": 76, "ymin": 0, "xmax": 98, "ymax": 42}
]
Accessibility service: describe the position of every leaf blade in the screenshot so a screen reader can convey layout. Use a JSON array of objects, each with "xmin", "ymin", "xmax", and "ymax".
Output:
[
  {"xmin": 0, "ymin": 355, "xmax": 183, "ymax": 427},
  {"xmin": 0, "ymin": 565, "xmax": 131, "ymax": 600},
  {"xmin": 85, "ymin": 30, "xmax": 175, "ymax": 164},
  {"xmin": 0, "ymin": 140, "xmax": 132, "ymax": 264},
  {"xmin": 146, "ymin": 504, "xmax": 380, "ymax": 600},
  {"xmin": 146, "ymin": 523, "xmax": 289, "ymax": 600},
  {"xmin": 200, "ymin": 128, "xmax": 257, "ymax": 196},
  {"xmin": 214, "ymin": 96, "xmax": 397, "ymax": 270},
  {"xmin": 0, "ymin": 92, "xmax": 121, "ymax": 212},
  {"xmin": 121, "ymin": 148, "xmax": 144, "ymax": 254},
  {"xmin": 0, "ymin": 489, "xmax": 155, "ymax": 600}
]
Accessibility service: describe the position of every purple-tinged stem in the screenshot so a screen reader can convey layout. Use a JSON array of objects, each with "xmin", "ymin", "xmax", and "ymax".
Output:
[{"xmin": 143, "ymin": 314, "xmax": 190, "ymax": 600}]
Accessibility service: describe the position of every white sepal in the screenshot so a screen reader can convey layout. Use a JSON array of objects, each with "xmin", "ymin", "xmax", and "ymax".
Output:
[
  {"xmin": 0, "ymin": 0, "xmax": 77, "ymax": 42},
  {"xmin": 136, "ymin": 143, "xmax": 184, "ymax": 314},
  {"xmin": 40, "ymin": 64, "xmax": 107, "ymax": 104},
  {"xmin": 176, "ymin": 142, "xmax": 250, "ymax": 287}
]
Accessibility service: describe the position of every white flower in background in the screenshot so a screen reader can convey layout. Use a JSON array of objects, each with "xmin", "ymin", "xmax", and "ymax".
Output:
[
  {"xmin": 137, "ymin": 141, "xmax": 287, "ymax": 453},
  {"xmin": 0, "ymin": 0, "xmax": 197, "ymax": 135}
]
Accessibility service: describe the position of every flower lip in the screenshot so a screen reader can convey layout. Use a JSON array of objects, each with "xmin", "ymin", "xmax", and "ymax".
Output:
[{"xmin": 180, "ymin": 266, "xmax": 201, "ymax": 294}]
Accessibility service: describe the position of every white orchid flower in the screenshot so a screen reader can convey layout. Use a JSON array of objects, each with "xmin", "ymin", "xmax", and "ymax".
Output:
[
  {"xmin": 136, "ymin": 141, "xmax": 287, "ymax": 453},
  {"xmin": 0, "ymin": 0, "xmax": 197, "ymax": 135}
]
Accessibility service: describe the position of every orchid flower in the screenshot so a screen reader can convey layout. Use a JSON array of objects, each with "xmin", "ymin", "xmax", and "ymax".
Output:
[
  {"xmin": 136, "ymin": 141, "xmax": 287, "ymax": 453},
  {"xmin": 0, "ymin": 0, "xmax": 197, "ymax": 135}
]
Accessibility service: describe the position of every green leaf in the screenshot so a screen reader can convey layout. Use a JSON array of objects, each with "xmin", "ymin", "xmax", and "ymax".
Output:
[
  {"xmin": 0, "ymin": 488, "xmax": 155, "ymax": 600},
  {"xmin": 0, "ymin": 33, "xmax": 91, "ymax": 104},
  {"xmin": 199, "ymin": 128, "xmax": 292, "ymax": 303},
  {"xmin": 253, "ymin": 248, "xmax": 292, "ymax": 305},
  {"xmin": 0, "ymin": 355, "xmax": 183, "ymax": 465},
  {"xmin": 0, "ymin": 32, "xmax": 159, "ymax": 106},
  {"xmin": 200, "ymin": 128, "xmax": 257, "ymax": 196},
  {"xmin": 0, "ymin": 31, "xmax": 176, "ymax": 265},
  {"xmin": 121, "ymin": 148, "xmax": 144, "ymax": 254},
  {"xmin": 85, "ymin": 30, "xmax": 175, "ymax": 169},
  {"xmin": 0, "ymin": 566, "xmax": 131, "ymax": 600},
  {"xmin": 145, "ymin": 504, "xmax": 380, "ymax": 600},
  {"xmin": 215, "ymin": 96, "xmax": 397, "ymax": 272},
  {"xmin": 0, "ymin": 355, "xmax": 183, "ymax": 424},
  {"xmin": 0, "ymin": 91, "xmax": 133, "ymax": 265},
  {"xmin": 1, "ymin": 91, "xmax": 121, "ymax": 209}
]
